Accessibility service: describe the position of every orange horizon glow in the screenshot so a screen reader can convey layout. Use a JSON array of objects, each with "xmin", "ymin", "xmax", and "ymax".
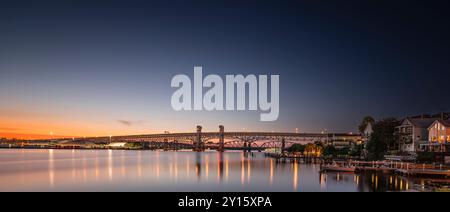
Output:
[
  {"xmin": 0, "ymin": 107, "xmax": 304, "ymax": 140},
  {"xmin": 0, "ymin": 133, "xmax": 75, "ymax": 140},
  {"xmin": 0, "ymin": 119, "xmax": 162, "ymax": 139}
]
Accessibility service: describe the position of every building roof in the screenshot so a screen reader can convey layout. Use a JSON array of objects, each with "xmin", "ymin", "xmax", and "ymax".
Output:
[
  {"xmin": 442, "ymin": 120, "xmax": 450, "ymax": 127},
  {"xmin": 405, "ymin": 118, "xmax": 440, "ymax": 128},
  {"xmin": 409, "ymin": 112, "xmax": 449, "ymax": 120},
  {"xmin": 429, "ymin": 119, "xmax": 450, "ymax": 128}
]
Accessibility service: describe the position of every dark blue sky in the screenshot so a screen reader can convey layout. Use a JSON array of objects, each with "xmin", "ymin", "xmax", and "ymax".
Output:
[{"xmin": 0, "ymin": 0, "xmax": 449, "ymax": 136}]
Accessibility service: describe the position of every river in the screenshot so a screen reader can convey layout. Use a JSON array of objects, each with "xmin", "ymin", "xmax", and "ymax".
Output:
[{"xmin": 0, "ymin": 149, "xmax": 446, "ymax": 192}]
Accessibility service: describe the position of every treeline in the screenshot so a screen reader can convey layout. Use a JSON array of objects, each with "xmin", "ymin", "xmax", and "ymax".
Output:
[
  {"xmin": 286, "ymin": 116, "xmax": 402, "ymax": 161},
  {"xmin": 287, "ymin": 142, "xmax": 364, "ymax": 158}
]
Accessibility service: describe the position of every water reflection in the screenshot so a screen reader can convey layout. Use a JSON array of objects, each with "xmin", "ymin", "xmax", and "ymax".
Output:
[
  {"xmin": 195, "ymin": 152, "xmax": 201, "ymax": 179},
  {"xmin": 108, "ymin": 149, "xmax": 113, "ymax": 181},
  {"xmin": 269, "ymin": 159, "xmax": 274, "ymax": 185},
  {"xmin": 0, "ymin": 149, "xmax": 448, "ymax": 192},
  {"xmin": 48, "ymin": 149, "xmax": 54, "ymax": 188},
  {"xmin": 293, "ymin": 162, "xmax": 298, "ymax": 191},
  {"xmin": 217, "ymin": 152, "xmax": 223, "ymax": 182},
  {"xmin": 225, "ymin": 156, "xmax": 229, "ymax": 181},
  {"xmin": 241, "ymin": 154, "xmax": 245, "ymax": 185},
  {"xmin": 205, "ymin": 154, "xmax": 209, "ymax": 179}
]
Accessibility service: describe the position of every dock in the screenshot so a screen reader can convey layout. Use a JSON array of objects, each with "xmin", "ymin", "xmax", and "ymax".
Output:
[
  {"xmin": 265, "ymin": 154, "xmax": 450, "ymax": 178},
  {"xmin": 264, "ymin": 152, "xmax": 322, "ymax": 163}
]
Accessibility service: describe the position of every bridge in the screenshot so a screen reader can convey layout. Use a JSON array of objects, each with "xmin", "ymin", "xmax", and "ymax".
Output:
[{"xmin": 73, "ymin": 125, "xmax": 362, "ymax": 152}]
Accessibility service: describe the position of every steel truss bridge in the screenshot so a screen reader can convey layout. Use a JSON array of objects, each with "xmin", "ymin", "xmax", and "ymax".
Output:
[{"xmin": 74, "ymin": 125, "xmax": 362, "ymax": 152}]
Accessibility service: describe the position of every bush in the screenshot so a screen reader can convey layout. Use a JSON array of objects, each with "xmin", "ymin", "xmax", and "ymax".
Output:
[
  {"xmin": 416, "ymin": 152, "xmax": 435, "ymax": 163},
  {"xmin": 288, "ymin": 144, "xmax": 305, "ymax": 153}
]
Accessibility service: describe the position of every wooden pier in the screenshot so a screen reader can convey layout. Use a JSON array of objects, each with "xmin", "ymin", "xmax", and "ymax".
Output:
[
  {"xmin": 264, "ymin": 153, "xmax": 322, "ymax": 163},
  {"xmin": 326, "ymin": 161, "xmax": 450, "ymax": 177},
  {"xmin": 266, "ymin": 154, "xmax": 450, "ymax": 178}
]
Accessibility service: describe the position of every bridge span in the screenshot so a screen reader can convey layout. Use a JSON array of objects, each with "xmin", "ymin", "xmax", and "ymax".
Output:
[{"xmin": 74, "ymin": 125, "xmax": 362, "ymax": 152}]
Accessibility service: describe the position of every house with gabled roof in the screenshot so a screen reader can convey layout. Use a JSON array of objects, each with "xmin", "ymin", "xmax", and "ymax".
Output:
[
  {"xmin": 418, "ymin": 120, "xmax": 450, "ymax": 153},
  {"xmin": 428, "ymin": 120, "xmax": 450, "ymax": 143},
  {"xmin": 395, "ymin": 117, "xmax": 439, "ymax": 152}
]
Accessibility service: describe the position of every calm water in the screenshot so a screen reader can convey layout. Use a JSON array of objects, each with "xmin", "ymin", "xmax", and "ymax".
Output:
[{"xmin": 0, "ymin": 149, "xmax": 445, "ymax": 192}]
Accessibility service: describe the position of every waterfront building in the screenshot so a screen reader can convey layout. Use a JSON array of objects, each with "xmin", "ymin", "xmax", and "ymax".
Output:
[
  {"xmin": 420, "ymin": 120, "xmax": 450, "ymax": 153},
  {"xmin": 428, "ymin": 120, "xmax": 450, "ymax": 143},
  {"xmin": 395, "ymin": 117, "xmax": 439, "ymax": 152}
]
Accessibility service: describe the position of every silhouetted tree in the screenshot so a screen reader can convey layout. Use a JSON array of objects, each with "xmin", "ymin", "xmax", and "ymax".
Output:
[
  {"xmin": 349, "ymin": 144, "xmax": 364, "ymax": 157},
  {"xmin": 288, "ymin": 144, "xmax": 305, "ymax": 153},
  {"xmin": 366, "ymin": 118, "xmax": 400, "ymax": 160},
  {"xmin": 323, "ymin": 145, "xmax": 336, "ymax": 157}
]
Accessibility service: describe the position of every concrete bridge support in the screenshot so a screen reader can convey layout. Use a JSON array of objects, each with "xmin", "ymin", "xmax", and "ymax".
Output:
[{"xmin": 281, "ymin": 138, "xmax": 286, "ymax": 155}]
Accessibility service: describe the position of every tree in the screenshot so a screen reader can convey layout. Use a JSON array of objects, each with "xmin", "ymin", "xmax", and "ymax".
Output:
[
  {"xmin": 349, "ymin": 144, "xmax": 364, "ymax": 157},
  {"xmin": 304, "ymin": 143, "xmax": 323, "ymax": 156},
  {"xmin": 314, "ymin": 141, "xmax": 324, "ymax": 148},
  {"xmin": 125, "ymin": 142, "xmax": 143, "ymax": 149},
  {"xmin": 323, "ymin": 145, "xmax": 336, "ymax": 157},
  {"xmin": 337, "ymin": 147, "xmax": 351, "ymax": 156},
  {"xmin": 359, "ymin": 116, "xmax": 375, "ymax": 134},
  {"xmin": 366, "ymin": 118, "xmax": 400, "ymax": 160},
  {"xmin": 288, "ymin": 144, "xmax": 305, "ymax": 153}
]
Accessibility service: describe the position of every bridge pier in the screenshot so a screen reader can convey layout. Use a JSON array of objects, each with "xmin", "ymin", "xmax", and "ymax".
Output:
[
  {"xmin": 142, "ymin": 142, "xmax": 149, "ymax": 150},
  {"xmin": 163, "ymin": 138, "xmax": 168, "ymax": 151},
  {"xmin": 174, "ymin": 140, "xmax": 179, "ymax": 151},
  {"xmin": 281, "ymin": 138, "xmax": 286, "ymax": 156},
  {"xmin": 193, "ymin": 125, "xmax": 204, "ymax": 152},
  {"xmin": 218, "ymin": 125, "xmax": 225, "ymax": 152},
  {"xmin": 242, "ymin": 141, "xmax": 252, "ymax": 152}
]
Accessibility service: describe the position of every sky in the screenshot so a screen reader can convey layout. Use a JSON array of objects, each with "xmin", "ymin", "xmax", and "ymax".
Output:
[{"xmin": 0, "ymin": 0, "xmax": 449, "ymax": 138}]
